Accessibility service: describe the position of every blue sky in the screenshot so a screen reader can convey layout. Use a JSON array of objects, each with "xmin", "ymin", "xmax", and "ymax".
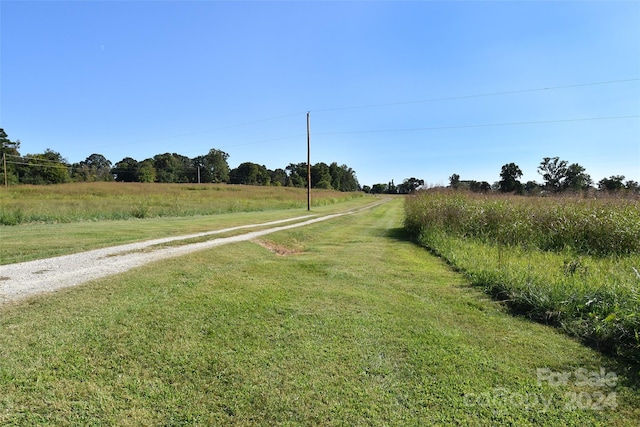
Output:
[{"xmin": 1, "ymin": 0, "xmax": 638, "ymax": 187}]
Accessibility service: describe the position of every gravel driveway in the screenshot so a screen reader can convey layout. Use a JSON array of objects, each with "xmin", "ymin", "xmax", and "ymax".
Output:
[{"xmin": 0, "ymin": 211, "xmax": 356, "ymax": 305}]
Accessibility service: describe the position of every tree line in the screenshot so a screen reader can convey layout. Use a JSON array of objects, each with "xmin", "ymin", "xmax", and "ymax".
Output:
[
  {"xmin": 363, "ymin": 177, "xmax": 425, "ymax": 195},
  {"xmin": 449, "ymin": 157, "xmax": 640, "ymax": 194},
  {"xmin": 0, "ymin": 129, "xmax": 359, "ymax": 191}
]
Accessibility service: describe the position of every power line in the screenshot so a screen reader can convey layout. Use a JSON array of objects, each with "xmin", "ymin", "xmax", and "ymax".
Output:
[
  {"xmin": 5, "ymin": 154, "xmax": 68, "ymax": 164},
  {"xmin": 107, "ymin": 77, "xmax": 640, "ymax": 147},
  {"xmin": 5, "ymin": 161, "xmax": 69, "ymax": 168},
  {"xmin": 311, "ymin": 78, "xmax": 640, "ymax": 113},
  {"xmin": 126, "ymin": 111, "xmax": 306, "ymax": 145},
  {"xmin": 217, "ymin": 134, "xmax": 306, "ymax": 150},
  {"xmin": 315, "ymin": 114, "xmax": 640, "ymax": 136},
  {"xmin": 8, "ymin": 77, "xmax": 638, "ymax": 162}
]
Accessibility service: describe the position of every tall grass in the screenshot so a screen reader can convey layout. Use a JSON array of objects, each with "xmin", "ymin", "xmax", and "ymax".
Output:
[
  {"xmin": 404, "ymin": 190, "xmax": 640, "ymax": 362},
  {"xmin": 0, "ymin": 182, "xmax": 364, "ymax": 225},
  {"xmin": 404, "ymin": 191, "xmax": 640, "ymax": 256}
]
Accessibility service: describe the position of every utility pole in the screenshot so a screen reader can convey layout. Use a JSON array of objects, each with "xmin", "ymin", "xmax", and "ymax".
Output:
[
  {"xmin": 3, "ymin": 153, "xmax": 7, "ymax": 188},
  {"xmin": 307, "ymin": 111, "xmax": 311, "ymax": 211}
]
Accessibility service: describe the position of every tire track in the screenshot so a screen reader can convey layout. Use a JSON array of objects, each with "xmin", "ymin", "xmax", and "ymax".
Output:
[{"xmin": 0, "ymin": 200, "xmax": 389, "ymax": 304}]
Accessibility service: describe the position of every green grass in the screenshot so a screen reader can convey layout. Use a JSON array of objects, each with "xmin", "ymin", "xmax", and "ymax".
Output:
[
  {"xmin": 0, "ymin": 182, "xmax": 364, "ymax": 225},
  {"xmin": 0, "ymin": 184, "xmax": 373, "ymax": 265},
  {"xmin": 1, "ymin": 199, "xmax": 638, "ymax": 425},
  {"xmin": 404, "ymin": 190, "xmax": 640, "ymax": 256},
  {"xmin": 404, "ymin": 190, "xmax": 640, "ymax": 363}
]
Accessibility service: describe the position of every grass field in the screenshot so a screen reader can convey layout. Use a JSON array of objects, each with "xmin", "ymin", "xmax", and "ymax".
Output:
[
  {"xmin": 0, "ymin": 182, "xmax": 364, "ymax": 225},
  {"xmin": 0, "ymin": 182, "xmax": 369, "ymax": 264},
  {"xmin": 404, "ymin": 190, "xmax": 640, "ymax": 363},
  {"xmin": 0, "ymin": 195, "xmax": 638, "ymax": 425}
]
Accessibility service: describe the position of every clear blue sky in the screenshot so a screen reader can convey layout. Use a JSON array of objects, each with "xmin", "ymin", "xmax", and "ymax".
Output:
[{"xmin": 1, "ymin": 0, "xmax": 639, "ymax": 187}]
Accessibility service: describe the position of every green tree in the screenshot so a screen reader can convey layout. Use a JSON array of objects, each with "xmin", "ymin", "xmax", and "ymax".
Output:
[
  {"xmin": 153, "ymin": 153, "xmax": 189, "ymax": 183},
  {"xmin": 625, "ymin": 180, "xmax": 639, "ymax": 194},
  {"xmin": 598, "ymin": 175, "xmax": 625, "ymax": 192},
  {"xmin": 625, "ymin": 180, "xmax": 639, "ymax": 193},
  {"xmin": 286, "ymin": 163, "xmax": 307, "ymax": 188},
  {"xmin": 538, "ymin": 157, "xmax": 568, "ymax": 192},
  {"xmin": 230, "ymin": 162, "xmax": 270, "ymax": 185},
  {"xmin": 524, "ymin": 180, "xmax": 542, "ymax": 195},
  {"xmin": 18, "ymin": 149, "xmax": 70, "ymax": 185},
  {"xmin": 329, "ymin": 162, "xmax": 343, "ymax": 191},
  {"xmin": 469, "ymin": 180, "xmax": 491, "ymax": 193},
  {"xmin": 137, "ymin": 159, "xmax": 156, "ymax": 183},
  {"xmin": 113, "ymin": 157, "xmax": 139, "ymax": 182},
  {"xmin": 498, "ymin": 163, "xmax": 523, "ymax": 193},
  {"xmin": 311, "ymin": 162, "xmax": 332, "ymax": 189},
  {"xmin": 0, "ymin": 128, "xmax": 21, "ymax": 184},
  {"xmin": 387, "ymin": 180, "xmax": 397, "ymax": 194},
  {"xmin": 205, "ymin": 148, "xmax": 230, "ymax": 183},
  {"xmin": 398, "ymin": 177, "xmax": 424, "ymax": 194},
  {"xmin": 449, "ymin": 173, "xmax": 460, "ymax": 190},
  {"xmin": 371, "ymin": 183, "xmax": 388, "ymax": 194},
  {"xmin": 72, "ymin": 153, "xmax": 112, "ymax": 182},
  {"xmin": 337, "ymin": 165, "xmax": 359, "ymax": 192},
  {"xmin": 270, "ymin": 168, "xmax": 287, "ymax": 186},
  {"xmin": 563, "ymin": 163, "xmax": 592, "ymax": 192}
]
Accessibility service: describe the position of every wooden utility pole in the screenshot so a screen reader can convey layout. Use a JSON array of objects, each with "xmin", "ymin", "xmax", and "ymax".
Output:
[
  {"xmin": 3, "ymin": 153, "xmax": 7, "ymax": 188},
  {"xmin": 307, "ymin": 112, "xmax": 311, "ymax": 211}
]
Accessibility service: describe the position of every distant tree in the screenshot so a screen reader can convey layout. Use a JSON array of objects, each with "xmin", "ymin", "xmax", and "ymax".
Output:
[
  {"xmin": 270, "ymin": 168, "xmax": 287, "ymax": 186},
  {"xmin": 329, "ymin": 162, "xmax": 343, "ymax": 190},
  {"xmin": 538, "ymin": 157, "xmax": 568, "ymax": 192},
  {"xmin": 153, "ymin": 153, "xmax": 189, "ymax": 183},
  {"xmin": 230, "ymin": 162, "xmax": 270, "ymax": 185},
  {"xmin": 17, "ymin": 149, "xmax": 70, "ymax": 185},
  {"xmin": 371, "ymin": 183, "xmax": 388, "ymax": 194},
  {"xmin": 598, "ymin": 175, "xmax": 625, "ymax": 192},
  {"xmin": 205, "ymin": 148, "xmax": 230, "ymax": 183},
  {"xmin": 468, "ymin": 180, "xmax": 491, "ymax": 193},
  {"xmin": 449, "ymin": 173, "xmax": 460, "ymax": 190},
  {"xmin": 231, "ymin": 162, "xmax": 258, "ymax": 185},
  {"xmin": 0, "ymin": 128, "xmax": 21, "ymax": 184},
  {"xmin": 625, "ymin": 180, "xmax": 639, "ymax": 193},
  {"xmin": 398, "ymin": 177, "xmax": 424, "ymax": 194},
  {"xmin": 257, "ymin": 164, "xmax": 271, "ymax": 185},
  {"xmin": 498, "ymin": 163, "xmax": 523, "ymax": 193},
  {"xmin": 190, "ymin": 149, "xmax": 229, "ymax": 183},
  {"xmin": 72, "ymin": 153, "xmax": 112, "ymax": 182},
  {"xmin": 311, "ymin": 162, "xmax": 332, "ymax": 189},
  {"xmin": 113, "ymin": 157, "xmax": 139, "ymax": 182},
  {"xmin": 345, "ymin": 167, "xmax": 359, "ymax": 191},
  {"xmin": 524, "ymin": 180, "xmax": 542, "ymax": 195},
  {"xmin": 286, "ymin": 163, "xmax": 307, "ymax": 188},
  {"xmin": 191, "ymin": 155, "xmax": 209, "ymax": 183},
  {"xmin": 137, "ymin": 159, "xmax": 156, "ymax": 183},
  {"xmin": 563, "ymin": 163, "xmax": 592, "ymax": 192},
  {"xmin": 362, "ymin": 185, "xmax": 371, "ymax": 194},
  {"xmin": 387, "ymin": 180, "xmax": 397, "ymax": 194}
]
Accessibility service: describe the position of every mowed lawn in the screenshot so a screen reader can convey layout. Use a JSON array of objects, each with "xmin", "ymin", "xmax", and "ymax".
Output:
[{"xmin": 0, "ymin": 199, "xmax": 638, "ymax": 425}]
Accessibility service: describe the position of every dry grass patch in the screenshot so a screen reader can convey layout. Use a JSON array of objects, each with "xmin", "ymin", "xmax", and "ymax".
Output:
[{"xmin": 253, "ymin": 239, "xmax": 306, "ymax": 256}]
